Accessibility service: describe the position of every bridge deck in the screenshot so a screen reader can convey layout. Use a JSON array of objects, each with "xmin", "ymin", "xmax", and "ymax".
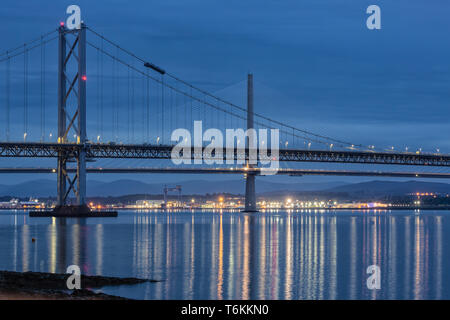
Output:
[{"xmin": 0, "ymin": 142, "xmax": 449, "ymax": 167}]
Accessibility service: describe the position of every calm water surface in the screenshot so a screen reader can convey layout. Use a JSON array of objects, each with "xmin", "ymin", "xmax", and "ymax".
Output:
[{"xmin": 0, "ymin": 210, "xmax": 449, "ymax": 300}]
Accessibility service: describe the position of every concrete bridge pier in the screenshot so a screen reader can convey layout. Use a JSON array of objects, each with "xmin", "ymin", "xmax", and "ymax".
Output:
[
  {"xmin": 243, "ymin": 74, "xmax": 258, "ymax": 212},
  {"xmin": 244, "ymin": 173, "xmax": 257, "ymax": 212}
]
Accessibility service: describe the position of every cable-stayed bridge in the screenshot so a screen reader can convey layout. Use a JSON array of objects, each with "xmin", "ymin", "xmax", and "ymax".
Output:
[{"xmin": 0, "ymin": 23, "xmax": 449, "ymax": 215}]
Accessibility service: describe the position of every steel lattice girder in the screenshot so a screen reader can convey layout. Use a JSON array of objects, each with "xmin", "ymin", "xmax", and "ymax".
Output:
[{"xmin": 0, "ymin": 143, "xmax": 449, "ymax": 166}]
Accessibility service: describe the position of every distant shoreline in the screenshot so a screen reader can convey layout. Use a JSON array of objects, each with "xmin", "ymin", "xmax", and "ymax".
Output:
[{"xmin": 1, "ymin": 206, "xmax": 450, "ymax": 212}]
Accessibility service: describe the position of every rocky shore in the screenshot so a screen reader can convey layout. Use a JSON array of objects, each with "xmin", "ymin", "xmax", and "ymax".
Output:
[{"xmin": 0, "ymin": 270, "xmax": 159, "ymax": 300}]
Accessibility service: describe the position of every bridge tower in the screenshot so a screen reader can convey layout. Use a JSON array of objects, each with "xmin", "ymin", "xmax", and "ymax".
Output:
[
  {"xmin": 243, "ymin": 74, "xmax": 258, "ymax": 212},
  {"xmin": 54, "ymin": 22, "xmax": 89, "ymax": 214},
  {"xmin": 33, "ymin": 23, "xmax": 115, "ymax": 217}
]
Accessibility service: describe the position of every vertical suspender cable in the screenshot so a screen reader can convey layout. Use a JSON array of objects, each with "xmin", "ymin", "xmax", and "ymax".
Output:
[
  {"xmin": 217, "ymin": 99, "xmax": 220, "ymax": 131},
  {"xmin": 24, "ymin": 45, "xmax": 28, "ymax": 141},
  {"xmin": 127, "ymin": 66, "xmax": 130, "ymax": 143},
  {"xmin": 146, "ymin": 69, "xmax": 149, "ymax": 142},
  {"xmin": 112, "ymin": 49, "xmax": 116, "ymax": 141},
  {"xmin": 141, "ymin": 71, "xmax": 145, "ymax": 142},
  {"xmin": 5, "ymin": 53, "xmax": 10, "ymax": 141},
  {"xmin": 205, "ymin": 94, "xmax": 209, "ymax": 130},
  {"xmin": 40, "ymin": 38, "xmax": 43, "ymax": 141},
  {"xmin": 97, "ymin": 48, "xmax": 100, "ymax": 140},
  {"xmin": 114, "ymin": 46, "xmax": 119, "ymax": 141},
  {"xmin": 161, "ymin": 74, "xmax": 164, "ymax": 144},
  {"xmin": 100, "ymin": 38, "xmax": 104, "ymax": 141},
  {"xmin": 156, "ymin": 76, "xmax": 159, "ymax": 143},
  {"xmin": 175, "ymin": 83, "xmax": 178, "ymax": 131},
  {"xmin": 184, "ymin": 87, "xmax": 187, "ymax": 130},
  {"xmin": 41, "ymin": 36, "xmax": 46, "ymax": 142},
  {"xmin": 131, "ymin": 62, "xmax": 135, "ymax": 142},
  {"xmin": 292, "ymin": 128, "xmax": 295, "ymax": 148},
  {"xmin": 157, "ymin": 76, "xmax": 160, "ymax": 143},
  {"xmin": 170, "ymin": 85, "xmax": 173, "ymax": 134}
]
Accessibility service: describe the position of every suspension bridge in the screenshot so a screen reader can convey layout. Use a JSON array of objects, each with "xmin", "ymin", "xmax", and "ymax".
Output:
[{"xmin": 0, "ymin": 23, "xmax": 449, "ymax": 216}]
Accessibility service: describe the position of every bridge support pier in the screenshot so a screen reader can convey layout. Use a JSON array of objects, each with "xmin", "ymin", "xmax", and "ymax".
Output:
[
  {"xmin": 30, "ymin": 23, "xmax": 116, "ymax": 218},
  {"xmin": 243, "ymin": 74, "xmax": 258, "ymax": 212},
  {"xmin": 244, "ymin": 173, "xmax": 257, "ymax": 212}
]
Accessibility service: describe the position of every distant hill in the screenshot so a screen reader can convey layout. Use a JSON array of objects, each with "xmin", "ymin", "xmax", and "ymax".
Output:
[
  {"xmin": 0, "ymin": 179, "xmax": 448, "ymax": 198},
  {"xmin": 324, "ymin": 180, "xmax": 450, "ymax": 197},
  {"xmin": 0, "ymin": 179, "xmax": 346, "ymax": 197},
  {"xmin": 0, "ymin": 179, "xmax": 55, "ymax": 198}
]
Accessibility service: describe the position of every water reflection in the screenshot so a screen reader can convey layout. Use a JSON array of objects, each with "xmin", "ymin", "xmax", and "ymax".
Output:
[{"xmin": 0, "ymin": 210, "xmax": 449, "ymax": 299}]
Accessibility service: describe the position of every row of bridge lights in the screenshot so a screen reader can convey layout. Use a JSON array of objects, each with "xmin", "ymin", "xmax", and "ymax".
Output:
[
  {"xmin": 18, "ymin": 132, "xmax": 443, "ymax": 154},
  {"xmin": 21, "ymin": 132, "xmax": 53, "ymax": 141}
]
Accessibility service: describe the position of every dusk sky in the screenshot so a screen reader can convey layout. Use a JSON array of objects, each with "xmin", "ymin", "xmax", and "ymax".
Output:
[{"xmin": 0, "ymin": 1, "xmax": 449, "ymax": 185}]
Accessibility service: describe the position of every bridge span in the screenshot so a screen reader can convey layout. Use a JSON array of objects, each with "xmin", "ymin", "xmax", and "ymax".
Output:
[{"xmin": 1, "ymin": 142, "xmax": 449, "ymax": 167}]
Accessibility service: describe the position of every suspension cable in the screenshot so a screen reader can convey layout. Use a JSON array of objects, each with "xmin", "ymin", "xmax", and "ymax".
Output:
[
  {"xmin": 86, "ymin": 39, "xmax": 338, "ymax": 147},
  {"xmin": 85, "ymin": 29, "xmax": 361, "ymax": 148},
  {"xmin": 0, "ymin": 29, "xmax": 58, "ymax": 58}
]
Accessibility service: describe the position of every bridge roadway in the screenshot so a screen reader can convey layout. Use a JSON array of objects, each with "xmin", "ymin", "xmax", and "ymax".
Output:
[
  {"xmin": 0, "ymin": 167, "xmax": 449, "ymax": 179},
  {"xmin": 0, "ymin": 142, "xmax": 449, "ymax": 167}
]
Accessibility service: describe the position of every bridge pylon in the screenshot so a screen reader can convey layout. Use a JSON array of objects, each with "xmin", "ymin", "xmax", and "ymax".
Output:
[
  {"xmin": 31, "ymin": 23, "xmax": 116, "ymax": 217},
  {"xmin": 242, "ymin": 74, "xmax": 258, "ymax": 212}
]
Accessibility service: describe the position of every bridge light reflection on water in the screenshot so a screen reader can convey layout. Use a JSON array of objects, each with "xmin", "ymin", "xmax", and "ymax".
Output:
[{"xmin": 0, "ymin": 210, "xmax": 449, "ymax": 299}]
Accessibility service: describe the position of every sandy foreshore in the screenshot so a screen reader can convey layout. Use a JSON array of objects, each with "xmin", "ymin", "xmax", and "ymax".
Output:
[{"xmin": 0, "ymin": 270, "xmax": 158, "ymax": 300}]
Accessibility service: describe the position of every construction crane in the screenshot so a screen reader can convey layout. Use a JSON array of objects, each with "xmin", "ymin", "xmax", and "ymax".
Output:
[{"xmin": 162, "ymin": 185, "xmax": 182, "ymax": 209}]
